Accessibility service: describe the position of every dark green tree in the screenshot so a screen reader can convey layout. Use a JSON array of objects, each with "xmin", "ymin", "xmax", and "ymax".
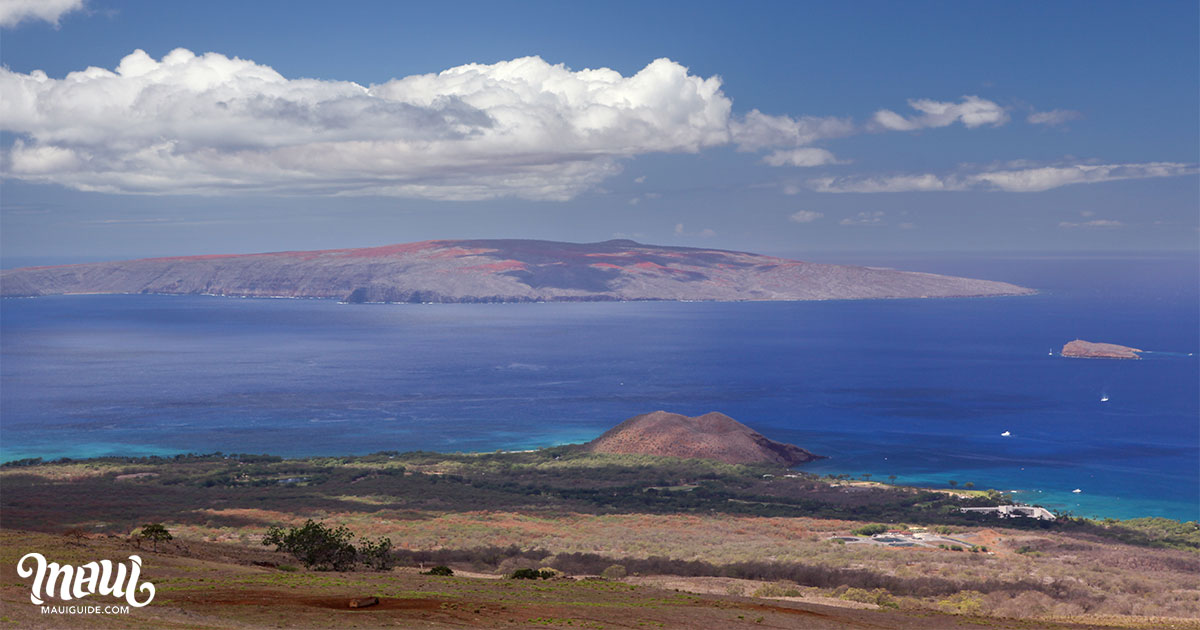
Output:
[
  {"xmin": 357, "ymin": 536, "xmax": 394, "ymax": 571},
  {"xmin": 510, "ymin": 568, "xmax": 555, "ymax": 580},
  {"xmin": 140, "ymin": 523, "xmax": 172, "ymax": 552},
  {"xmin": 262, "ymin": 520, "xmax": 357, "ymax": 571}
]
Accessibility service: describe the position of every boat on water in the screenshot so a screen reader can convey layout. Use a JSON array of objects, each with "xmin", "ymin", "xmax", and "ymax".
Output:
[
  {"xmin": 1100, "ymin": 394, "xmax": 1109, "ymax": 402},
  {"xmin": 1001, "ymin": 431, "xmax": 1011, "ymax": 437}
]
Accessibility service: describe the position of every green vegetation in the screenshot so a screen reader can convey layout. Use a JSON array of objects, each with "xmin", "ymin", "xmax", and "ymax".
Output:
[
  {"xmin": 356, "ymin": 534, "xmax": 395, "ymax": 570},
  {"xmin": 751, "ymin": 582, "xmax": 801, "ymax": 598},
  {"xmin": 851, "ymin": 523, "xmax": 889, "ymax": 536},
  {"xmin": 140, "ymin": 522, "xmax": 172, "ymax": 551},
  {"xmin": 837, "ymin": 586, "xmax": 899, "ymax": 609},
  {"xmin": 422, "ymin": 565, "xmax": 454, "ymax": 576},
  {"xmin": 261, "ymin": 520, "xmax": 358, "ymax": 571},
  {"xmin": 3, "ymin": 448, "xmax": 1193, "ymax": 553},
  {"xmin": 1094, "ymin": 517, "xmax": 1200, "ymax": 551},
  {"xmin": 601, "ymin": 564, "xmax": 627, "ymax": 580},
  {"xmin": 510, "ymin": 568, "xmax": 556, "ymax": 580},
  {"xmin": 3, "ymin": 445, "xmax": 1197, "ymax": 576}
]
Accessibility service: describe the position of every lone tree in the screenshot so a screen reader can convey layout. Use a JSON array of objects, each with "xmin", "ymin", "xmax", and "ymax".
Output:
[
  {"xmin": 262, "ymin": 520, "xmax": 357, "ymax": 571},
  {"xmin": 140, "ymin": 523, "xmax": 172, "ymax": 552}
]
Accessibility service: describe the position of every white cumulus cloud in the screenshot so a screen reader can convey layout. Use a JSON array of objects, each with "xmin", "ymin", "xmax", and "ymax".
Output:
[
  {"xmin": 1028, "ymin": 109, "xmax": 1082, "ymax": 125},
  {"xmin": 1, "ymin": 50, "xmax": 735, "ymax": 200},
  {"xmin": 0, "ymin": 0, "xmax": 83, "ymax": 28},
  {"xmin": 763, "ymin": 148, "xmax": 844, "ymax": 168},
  {"xmin": 788, "ymin": 210, "xmax": 824, "ymax": 223},
  {"xmin": 810, "ymin": 162, "xmax": 1196, "ymax": 193},
  {"xmin": 872, "ymin": 95, "xmax": 1009, "ymax": 131}
]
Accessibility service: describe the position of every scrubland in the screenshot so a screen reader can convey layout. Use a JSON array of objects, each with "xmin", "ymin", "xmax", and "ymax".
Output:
[{"xmin": 1, "ymin": 450, "xmax": 1196, "ymax": 628}]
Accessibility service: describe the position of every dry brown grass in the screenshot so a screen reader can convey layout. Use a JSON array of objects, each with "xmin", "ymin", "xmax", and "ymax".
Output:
[
  {"xmin": 3, "ymin": 529, "xmax": 1114, "ymax": 630},
  {"xmin": 147, "ymin": 507, "xmax": 1200, "ymax": 620}
]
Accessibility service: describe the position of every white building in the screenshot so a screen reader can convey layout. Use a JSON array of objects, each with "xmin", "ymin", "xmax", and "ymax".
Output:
[{"xmin": 960, "ymin": 504, "xmax": 1056, "ymax": 521}]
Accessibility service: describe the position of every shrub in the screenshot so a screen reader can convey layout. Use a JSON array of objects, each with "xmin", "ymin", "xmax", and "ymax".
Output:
[
  {"xmin": 601, "ymin": 564, "xmax": 627, "ymax": 580},
  {"xmin": 851, "ymin": 523, "xmax": 889, "ymax": 536},
  {"xmin": 752, "ymin": 582, "xmax": 802, "ymax": 598},
  {"xmin": 840, "ymin": 587, "xmax": 898, "ymax": 609},
  {"xmin": 510, "ymin": 568, "xmax": 555, "ymax": 580},
  {"xmin": 422, "ymin": 565, "xmax": 454, "ymax": 576},
  {"xmin": 262, "ymin": 520, "xmax": 357, "ymax": 571},
  {"xmin": 937, "ymin": 590, "xmax": 983, "ymax": 615},
  {"xmin": 357, "ymin": 536, "xmax": 394, "ymax": 571}
]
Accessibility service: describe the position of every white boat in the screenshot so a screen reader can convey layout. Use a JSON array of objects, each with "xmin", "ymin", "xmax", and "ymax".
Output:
[
  {"xmin": 1100, "ymin": 395, "xmax": 1109, "ymax": 402},
  {"xmin": 1001, "ymin": 431, "xmax": 1011, "ymax": 437},
  {"xmin": 1072, "ymin": 488, "xmax": 1082, "ymax": 493}
]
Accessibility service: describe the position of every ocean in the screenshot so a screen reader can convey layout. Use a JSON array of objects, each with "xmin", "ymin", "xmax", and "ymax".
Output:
[{"xmin": 2, "ymin": 254, "xmax": 1196, "ymax": 522}]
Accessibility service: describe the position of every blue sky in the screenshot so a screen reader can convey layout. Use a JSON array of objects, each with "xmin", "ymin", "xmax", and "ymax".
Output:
[{"xmin": 1, "ymin": 0, "xmax": 1197, "ymax": 263}]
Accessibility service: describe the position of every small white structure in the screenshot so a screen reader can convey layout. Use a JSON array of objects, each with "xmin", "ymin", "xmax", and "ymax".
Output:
[{"xmin": 960, "ymin": 504, "xmax": 1056, "ymax": 521}]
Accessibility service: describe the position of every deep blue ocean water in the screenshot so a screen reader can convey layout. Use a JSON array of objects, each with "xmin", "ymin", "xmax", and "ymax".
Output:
[{"xmin": 2, "ymin": 255, "xmax": 1197, "ymax": 521}]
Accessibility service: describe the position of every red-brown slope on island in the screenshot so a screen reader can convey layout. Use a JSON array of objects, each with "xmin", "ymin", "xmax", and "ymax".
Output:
[
  {"xmin": 0, "ymin": 239, "xmax": 1034, "ymax": 303},
  {"xmin": 583, "ymin": 411, "xmax": 822, "ymax": 466},
  {"xmin": 1061, "ymin": 339, "xmax": 1143, "ymax": 359}
]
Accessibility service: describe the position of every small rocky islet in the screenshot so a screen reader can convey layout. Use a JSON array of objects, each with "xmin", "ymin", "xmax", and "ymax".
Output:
[{"xmin": 1060, "ymin": 339, "xmax": 1143, "ymax": 360}]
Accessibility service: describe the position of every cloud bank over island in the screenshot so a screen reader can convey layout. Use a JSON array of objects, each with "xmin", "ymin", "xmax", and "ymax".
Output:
[
  {"xmin": 1, "ymin": 48, "xmax": 1194, "ymax": 201},
  {"xmin": 2, "ymin": 51, "xmax": 739, "ymax": 200},
  {"xmin": 2, "ymin": 49, "xmax": 862, "ymax": 201}
]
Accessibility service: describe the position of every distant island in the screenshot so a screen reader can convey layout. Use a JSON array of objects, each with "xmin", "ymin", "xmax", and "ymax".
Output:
[
  {"xmin": 1061, "ymin": 339, "xmax": 1143, "ymax": 359},
  {"xmin": 0, "ymin": 239, "xmax": 1033, "ymax": 303},
  {"xmin": 583, "ymin": 410, "xmax": 822, "ymax": 466}
]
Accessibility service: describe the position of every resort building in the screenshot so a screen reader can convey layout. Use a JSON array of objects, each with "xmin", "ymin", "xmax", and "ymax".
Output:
[{"xmin": 960, "ymin": 504, "xmax": 1056, "ymax": 521}]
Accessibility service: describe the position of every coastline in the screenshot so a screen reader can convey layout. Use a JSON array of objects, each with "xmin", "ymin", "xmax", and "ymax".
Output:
[
  {"xmin": 3, "ymin": 264, "xmax": 1196, "ymax": 527},
  {"xmin": 2, "ymin": 446, "xmax": 1193, "ymax": 526}
]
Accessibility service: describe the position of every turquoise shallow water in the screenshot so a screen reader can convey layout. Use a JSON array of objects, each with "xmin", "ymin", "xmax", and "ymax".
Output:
[{"xmin": 2, "ymin": 255, "xmax": 1196, "ymax": 521}]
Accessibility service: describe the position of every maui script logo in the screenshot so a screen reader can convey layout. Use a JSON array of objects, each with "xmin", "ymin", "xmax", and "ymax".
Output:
[{"xmin": 17, "ymin": 552, "xmax": 155, "ymax": 607}]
